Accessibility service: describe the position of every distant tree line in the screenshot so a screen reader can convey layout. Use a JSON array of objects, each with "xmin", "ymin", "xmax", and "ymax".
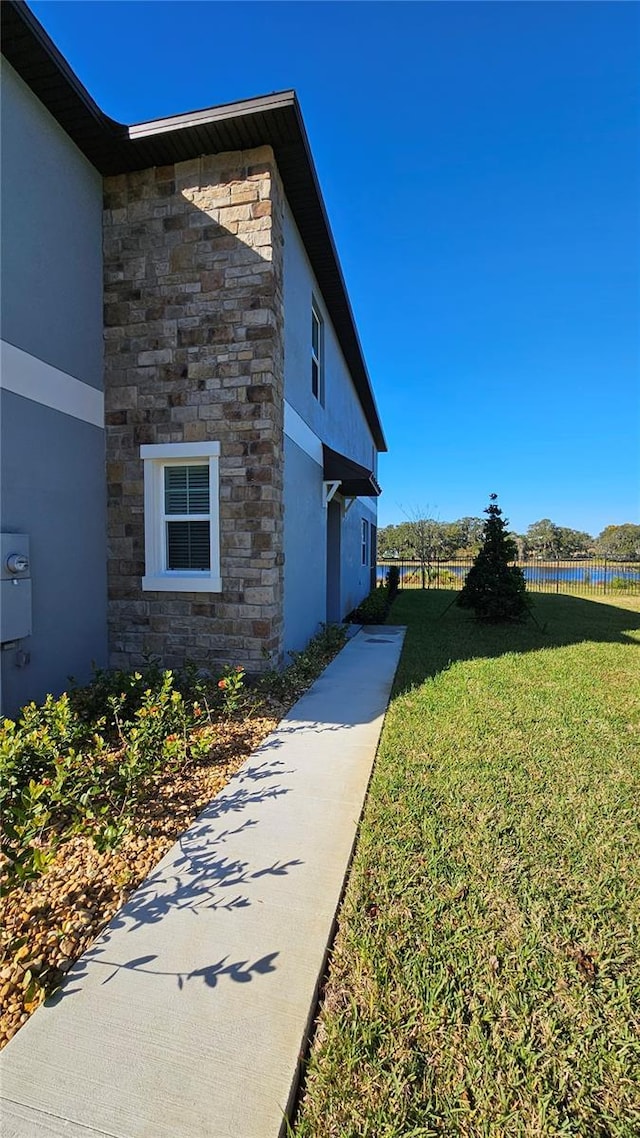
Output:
[{"xmin": 378, "ymin": 518, "xmax": 640, "ymax": 563}]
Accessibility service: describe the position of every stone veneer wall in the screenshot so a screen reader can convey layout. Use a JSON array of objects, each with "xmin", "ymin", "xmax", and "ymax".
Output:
[{"xmin": 103, "ymin": 145, "xmax": 285, "ymax": 672}]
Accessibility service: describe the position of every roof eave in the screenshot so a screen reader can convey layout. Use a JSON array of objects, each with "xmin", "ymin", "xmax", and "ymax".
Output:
[
  {"xmin": 127, "ymin": 90, "xmax": 299, "ymax": 139},
  {"xmin": 1, "ymin": 1, "xmax": 387, "ymax": 452}
]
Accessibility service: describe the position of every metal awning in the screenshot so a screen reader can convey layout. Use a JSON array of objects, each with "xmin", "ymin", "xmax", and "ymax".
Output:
[{"xmin": 322, "ymin": 445, "xmax": 381, "ymax": 498}]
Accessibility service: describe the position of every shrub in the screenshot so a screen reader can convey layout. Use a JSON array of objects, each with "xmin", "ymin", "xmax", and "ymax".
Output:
[
  {"xmin": 457, "ymin": 494, "xmax": 529, "ymax": 622},
  {"xmin": 216, "ymin": 665, "xmax": 246, "ymax": 715},
  {"xmin": 385, "ymin": 565, "xmax": 400, "ymax": 600},
  {"xmin": 610, "ymin": 575, "xmax": 640, "ymax": 594},
  {"xmin": 69, "ymin": 659, "xmax": 207, "ymax": 730},
  {"xmin": 0, "ymin": 628, "xmax": 350, "ymax": 889},
  {"xmin": 0, "ymin": 668, "xmax": 217, "ymax": 886},
  {"xmin": 434, "ymin": 568, "xmax": 458, "ymax": 588},
  {"xmin": 352, "ymin": 585, "xmax": 391, "ymax": 624},
  {"xmin": 258, "ymin": 623, "xmax": 348, "ymax": 704}
]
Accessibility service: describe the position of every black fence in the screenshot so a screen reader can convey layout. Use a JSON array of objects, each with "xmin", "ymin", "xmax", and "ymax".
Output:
[{"xmin": 377, "ymin": 558, "xmax": 640, "ymax": 597}]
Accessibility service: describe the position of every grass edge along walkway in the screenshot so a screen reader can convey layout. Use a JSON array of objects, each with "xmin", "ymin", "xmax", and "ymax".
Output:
[{"xmin": 294, "ymin": 591, "xmax": 640, "ymax": 1138}]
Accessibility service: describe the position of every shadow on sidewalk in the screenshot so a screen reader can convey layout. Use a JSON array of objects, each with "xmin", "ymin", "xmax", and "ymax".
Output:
[{"xmin": 48, "ymin": 765, "xmax": 302, "ymax": 1003}]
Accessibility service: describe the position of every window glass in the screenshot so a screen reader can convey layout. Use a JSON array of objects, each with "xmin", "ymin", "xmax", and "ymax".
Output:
[
  {"xmin": 311, "ymin": 304, "xmax": 322, "ymax": 401},
  {"xmin": 166, "ymin": 520, "xmax": 211, "ymax": 571},
  {"xmin": 141, "ymin": 442, "xmax": 221, "ymax": 593},
  {"xmin": 362, "ymin": 518, "xmax": 369, "ymax": 566}
]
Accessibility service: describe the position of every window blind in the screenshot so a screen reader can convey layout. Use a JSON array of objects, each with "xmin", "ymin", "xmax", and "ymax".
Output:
[
  {"xmin": 166, "ymin": 521, "xmax": 211, "ymax": 570},
  {"xmin": 164, "ymin": 465, "xmax": 210, "ymax": 515}
]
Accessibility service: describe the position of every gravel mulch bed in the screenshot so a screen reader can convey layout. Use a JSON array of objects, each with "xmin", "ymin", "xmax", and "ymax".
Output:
[{"xmin": 0, "ymin": 714, "xmax": 278, "ymax": 1048}]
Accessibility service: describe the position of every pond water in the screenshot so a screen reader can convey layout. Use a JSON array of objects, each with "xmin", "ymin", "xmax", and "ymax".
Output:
[{"xmin": 377, "ymin": 563, "xmax": 640, "ymax": 588}]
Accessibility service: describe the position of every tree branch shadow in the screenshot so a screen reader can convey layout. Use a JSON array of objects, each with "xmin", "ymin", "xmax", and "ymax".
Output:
[{"xmin": 48, "ymin": 773, "xmax": 302, "ymax": 1004}]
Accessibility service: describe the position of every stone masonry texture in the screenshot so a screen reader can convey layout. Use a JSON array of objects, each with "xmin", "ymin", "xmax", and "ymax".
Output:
[{"xmin": 103, "ymin": 146, "xmax": 285, "ymax": 673}]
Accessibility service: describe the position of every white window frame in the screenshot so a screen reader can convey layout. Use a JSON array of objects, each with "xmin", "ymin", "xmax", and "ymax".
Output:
[
  {"xmin": 140, "ymin": 442, "xmax": 222, "ymax": 592},
  {"xmin": 361, "ymin": 517, "xmax": 369, "ymax": 567},
  {"xmin": 311, "ymin": 299, "xmax": 324, "ymax": 405}
]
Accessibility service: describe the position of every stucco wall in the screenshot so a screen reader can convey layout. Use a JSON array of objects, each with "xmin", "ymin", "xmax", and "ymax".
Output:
[
  {"xmin": 0, "ymin": 62, "xmax": 106, "ymax": 716},
  {"xmin": 282, "ymin": 198, "xmax": 378, "ymax": 639},
  {"xmin": 340, "ymin": 499, "xmax": 377, "ymax": 619},
  {"xmin": 282, "ymin": 437, "xmax": 326, "ymax": 655},
  {"xmin": 0, "ymin": 63, "xmax": 104, "ymax": 386},
  {"xmin": 0, "ymin": 394, "xmax": 108, "ymax": 713},
  {"xmin": 282, "ymin": 201, "xmax": 377, "ymax": 471}
]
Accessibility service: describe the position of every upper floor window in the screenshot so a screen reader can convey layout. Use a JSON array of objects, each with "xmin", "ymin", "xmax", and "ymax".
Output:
[
  {"xmin": 311, "ymin": 300, "xmax": 324, "ymax": 404},
  {"xmin": 362, "ymin": 518, "xmax": 369, "ymax": 566},
  {"xmin": 140, "ymin": 442, "xmax": 222, "ymax": 592}
]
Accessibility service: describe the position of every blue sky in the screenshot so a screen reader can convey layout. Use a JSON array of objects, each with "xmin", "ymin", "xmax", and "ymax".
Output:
[{"xmin": 29, "ymin": 1, "xmax": 640, "ymax": 536}]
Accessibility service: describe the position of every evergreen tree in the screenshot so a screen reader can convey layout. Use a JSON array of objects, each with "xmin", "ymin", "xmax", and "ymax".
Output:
[{"xmin": 457, "ymin": 494, "xmax": 529, "ymax": 621}]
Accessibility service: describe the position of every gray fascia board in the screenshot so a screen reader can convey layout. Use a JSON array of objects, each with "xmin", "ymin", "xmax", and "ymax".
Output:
[
  {"xmin": 287, "ymin": 98, "xmax": 388, "ymax": 453},
  {"xmin": 128, "ymin": 90, "xmax": 298, "ymax": 139}
]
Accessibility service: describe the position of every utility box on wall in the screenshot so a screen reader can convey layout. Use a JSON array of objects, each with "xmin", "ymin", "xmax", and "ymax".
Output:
[{"xmin": 1, "ymin": 534, "xmax": 32, "ymax": 642}]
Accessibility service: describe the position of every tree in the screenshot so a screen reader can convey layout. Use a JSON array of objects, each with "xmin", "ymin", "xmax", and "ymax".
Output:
[
  {"xmin": 526, "ymin": 519, "xmax": 593, "ymax": 558},
  {"xmin": 402, "ymin": 511, "xmax": 442, "ymax": 589},
  {"xmin": 439, "ymin": 522, "xmax": 466, "ymax": 559},
  {"xmin": 379, "ymin": 517, "xmax": 465, "ymax": 581},
  {"xmin": 454, "ymin": 516, "xmax": 484, "ymax": 555},
  {"xmin": 512, "ymin": 533, "xmax": 527, "ymax": 560},
  {"xmin": 596, "ymin": 524, "xmax": 640, "ymax": 561},
  {"xmin": 377, "ymin": 524, "xmax": 405, "ymax": 559},
  {"xmin": 526, "ymin": 519, "xmax": 561, "ymax": 558},
  {"xmin": 457, "ymin": 495, "xmax": 529, "ymax": 622},
  {"xmin": 378, "ymin": 522, "xmax": 418, "ymax": 559},
  {"xmin": 555, "ymin": 527, "xmax": 593, "ymax": 557},
  {"xmin": 385, "ymin": 509, "xmax": 457, "ymax": 588}
]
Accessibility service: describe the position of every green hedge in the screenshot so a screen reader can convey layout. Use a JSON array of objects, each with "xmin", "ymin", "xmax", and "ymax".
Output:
[{"xmin": 351, "ymin": 585, "xmax": 391, "ymax": 624}]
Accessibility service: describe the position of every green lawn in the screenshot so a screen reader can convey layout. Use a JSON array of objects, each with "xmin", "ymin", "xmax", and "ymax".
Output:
[{"xmin": 294, "ymin": 592, "xmax": 640, "ymax": 1138}]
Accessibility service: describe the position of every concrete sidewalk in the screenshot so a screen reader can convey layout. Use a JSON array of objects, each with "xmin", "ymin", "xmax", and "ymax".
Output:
[{"xmin": 0, "ymin": 626, "xmax": 405, "ymax": 1138}]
